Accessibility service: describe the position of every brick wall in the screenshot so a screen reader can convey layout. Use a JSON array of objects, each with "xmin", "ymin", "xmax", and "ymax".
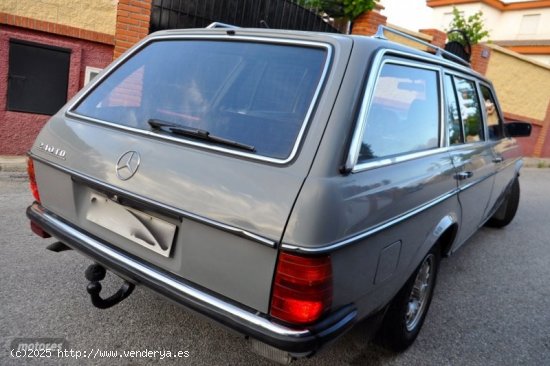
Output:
[
  {"xmin": 503, "ymin": 112, "xmax": 541, "ymax": 157},
  {"xmin": 0, "ymin": 26, "xmax": 113, "ymax": 155},
  {"xmin": 420, "ymin": 29, "xmax": 446, "ymax": 49},
  {"xmin": 471, "ymin": 44, "xmax": 492, "ymax": 74},
  {"xmin": 351, "ymin": 10, "xmax": 387, "ymax": 36},
  {"xmin": 535, "ymin": 103, "xmax": 550, "ymax": 157},
  {"xmin": 114, "ymin": 0, "xmax": 152, "ymax": 59}
]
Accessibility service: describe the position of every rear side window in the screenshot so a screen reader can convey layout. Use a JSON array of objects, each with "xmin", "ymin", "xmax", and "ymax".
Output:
[
  {"xmin": 453, "ymin": 77, "xmax": 484, "ymax": 143},
  {"xmin": 72, "ymin": 40, "xmax": 327, "ymax": 160},
  {"xmin": 358, "ymin": 63, "xmax": 440, "ymax": 162}
]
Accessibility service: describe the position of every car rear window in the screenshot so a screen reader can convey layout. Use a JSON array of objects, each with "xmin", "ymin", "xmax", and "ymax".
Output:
[{"xmin": 72, "ymin": 40, "xmax": 328, "ymax": 160}]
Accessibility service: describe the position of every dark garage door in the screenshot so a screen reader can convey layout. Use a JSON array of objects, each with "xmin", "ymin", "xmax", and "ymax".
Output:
[{"xmin": 7, "ymin": 39, "xmax": 71, "ymax": 115}]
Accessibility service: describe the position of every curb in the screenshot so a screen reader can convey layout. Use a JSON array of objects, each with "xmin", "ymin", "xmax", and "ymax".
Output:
[{"xmin": 0, "ymin": 156, "xmax": 27, "ymax": 172}]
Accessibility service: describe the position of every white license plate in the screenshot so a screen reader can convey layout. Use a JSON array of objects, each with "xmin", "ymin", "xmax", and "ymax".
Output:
[{"xmin": 85, "ymin": 193, "xmax": 176, "ymax": 257}]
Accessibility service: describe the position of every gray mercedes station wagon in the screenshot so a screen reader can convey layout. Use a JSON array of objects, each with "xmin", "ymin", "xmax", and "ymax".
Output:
[{"xmin": 27, "ymin": 24, "xmax": 531, "ymax": 363}]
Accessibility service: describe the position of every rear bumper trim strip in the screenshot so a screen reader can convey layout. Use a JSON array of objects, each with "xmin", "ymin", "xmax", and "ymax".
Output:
[{"xmin": 27, "ymin": 203, "xmax": 356, "ymax": 353}]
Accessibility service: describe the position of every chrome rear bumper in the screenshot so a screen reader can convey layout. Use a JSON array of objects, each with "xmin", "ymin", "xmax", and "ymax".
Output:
[{"xmin": 27, "ymin": 203, "xmax": 357, "ymax": 354}]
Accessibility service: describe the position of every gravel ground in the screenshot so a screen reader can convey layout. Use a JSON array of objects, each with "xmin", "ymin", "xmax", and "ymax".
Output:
[{"xmin": 1, "ymin": 169, "xmax": 549, "ymax": 365}]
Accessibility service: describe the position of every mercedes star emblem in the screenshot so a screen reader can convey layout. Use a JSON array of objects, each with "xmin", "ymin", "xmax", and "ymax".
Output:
[{"xmin": 115, "ymin": 151, "xmax": 141, "ymax": 181}]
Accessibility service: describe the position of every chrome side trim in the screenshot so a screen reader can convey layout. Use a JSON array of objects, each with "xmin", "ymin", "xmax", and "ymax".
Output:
[
  {"xmin": 373, "ymin": 25, "xmax": 471, "ymax": 68},
  {"xmin": 352, "ymin": 148, "xmax": 448, "ymax": 172},
  {"xmin": 456, "ymin": 170, "xmax": 496, "ymax": 192},
  {"xmin": 65, "ymin": 34, "xmax": 334, "ymax": 165},
  {"xmin": 345, "ymin": 49, "xmax": 385, "ymax": 171},
  {"xmin": 344, "ymin": 48, "xmax": 492, "ymax": 173},
  {"xmin": 281, "ymin": 188, "xmax": 459, "ymax": 253},
  {"xmin": 28, "ymin": 203, "xmax": 308, "ymax": 338},
  {"xmin": 30, "ymin": 153, "xmax": 277, "ymax": 248}
]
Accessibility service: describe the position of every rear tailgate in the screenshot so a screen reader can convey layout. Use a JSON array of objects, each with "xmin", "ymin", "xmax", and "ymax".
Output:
[
  {"xmin": 28, "ymin": 32, "xmax": 351, "ymax": 313},
  {"xmin": 32, "ymin": 120, "xmax": 307, "ymax": 312}
]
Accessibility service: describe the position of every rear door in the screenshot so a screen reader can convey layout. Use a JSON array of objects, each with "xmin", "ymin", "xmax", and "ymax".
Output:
[{"xmin": 443, "ymin": 73, "xmax": 496, "ymax": 248}]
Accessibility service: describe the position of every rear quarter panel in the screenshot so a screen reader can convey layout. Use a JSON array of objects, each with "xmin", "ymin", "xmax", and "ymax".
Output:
[
  {"xmin": 283, "ymin": 40, "xmax": 461, "ymax": 318},
  {"xmin": 284, "ymin": 154, "xmax": 459, "ymax": 318}
]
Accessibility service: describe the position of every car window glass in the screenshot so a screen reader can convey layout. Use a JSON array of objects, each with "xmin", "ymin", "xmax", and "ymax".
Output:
[
  {"xmin": 454, "ymin": 77, "xmax": 484, "ymax": 143},
  {"xmin": 480, "ymin": 84, "xmax": 504, "ymax": 140},
  {"xmin": 74, "ymin": 40, "xmax": 327, "ymax": 160},
  {"xmin": 358, "ymin": 63, "xmax": 439, "ymax": 162},
  {"xmin": 444, "ymin": 74, "xmax": 463, "ymax": 145}
]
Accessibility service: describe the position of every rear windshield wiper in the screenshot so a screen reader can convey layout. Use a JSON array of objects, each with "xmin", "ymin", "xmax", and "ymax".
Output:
[{"xmin": 148, "ymin": 119, "xmax": 255, "ymax": 152}]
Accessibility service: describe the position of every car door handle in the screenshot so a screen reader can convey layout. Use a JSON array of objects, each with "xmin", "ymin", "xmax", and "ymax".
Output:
[
  {"xmin": 455, "ymin": 171, "xmax": 473, "ymax": 180},
  {"xmin": 492, "ymin": 157, "xmax": 504, "ymax": 163}
]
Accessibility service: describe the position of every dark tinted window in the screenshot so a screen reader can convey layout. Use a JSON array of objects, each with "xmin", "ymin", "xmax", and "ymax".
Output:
[
  {"xmin": 480, "ymin": 84, "xmax": 504, "ymax": 140},
  {"xmin": 444, "ymin": 75, "xmax": 463, "ymax": 145},
  {"xmin": 454, "ymin": 77, "xmax": 484, "ymax": 143},
  {"xmin": 7, "ymin": 40, "xmax": 70, "ymax": 115},
  {"xmin": 74, "ymin": 40, "xmax": 327, "ymax": 160},
  {"xmin": 358, "ymin": 63, "xmax": 440, "ymax": 162}
]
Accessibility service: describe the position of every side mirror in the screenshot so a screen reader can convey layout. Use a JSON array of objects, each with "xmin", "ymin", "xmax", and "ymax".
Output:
[{"xmin": 505, "ymin": 121, "xmax": 532, "ymax": 137}]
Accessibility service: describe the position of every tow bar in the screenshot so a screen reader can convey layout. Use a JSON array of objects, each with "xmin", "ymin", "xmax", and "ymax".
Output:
[{"xmin": 85, "ymin": 263, "xmax": 135, "ymax": 309}]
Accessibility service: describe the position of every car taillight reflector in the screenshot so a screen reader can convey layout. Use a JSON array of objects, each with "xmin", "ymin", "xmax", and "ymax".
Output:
[
  {"xmin": 27, "ymin": 157, "xmax": 40, "ymax": 203},
  {"xmin": 270, "ymin": 252, "xmax": 332, "ymax": 325},
  {"xmin": 30, "ymin": 221, "xmax": 51, "ymax": 238}
]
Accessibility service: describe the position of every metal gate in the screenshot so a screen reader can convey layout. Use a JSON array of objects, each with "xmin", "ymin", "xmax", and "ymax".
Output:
[
  {"xmin": 7, "ymin": 39, "xmax": 70, "ymax": 115},
  {"xmin": 150, "ymin": 0, "xmax": 340, "ymax": 33}
]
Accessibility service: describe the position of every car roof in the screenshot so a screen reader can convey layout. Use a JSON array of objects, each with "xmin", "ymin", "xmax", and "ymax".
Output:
[{"xmin": 147, "ymin": 27, "xmax": 490, "ymax": 84}]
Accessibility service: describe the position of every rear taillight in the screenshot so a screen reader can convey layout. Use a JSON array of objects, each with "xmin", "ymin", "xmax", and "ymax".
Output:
[
  {"xmin": 270, "ymin": 252, "xmax": 332, "ymax": 325},
  {"xmin": 27, "ymin": 157, "xmax": 40, "ymax": 202}
]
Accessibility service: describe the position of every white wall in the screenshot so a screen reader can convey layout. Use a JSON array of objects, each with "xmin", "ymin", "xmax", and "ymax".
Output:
[
  {"xmin": 431, "ymin": 4, "xmax": 484, "ymax": 32},
  {"xmin": 528, "ymin": 54, "xmax": 550, "ymax": 65},
  {"xmin": 497, "ymin": 8, "xmax": 550, "ymax": 40},
  {"xmin": 431, "ymin": 4, "xmax": 550, "ymax": 41}
]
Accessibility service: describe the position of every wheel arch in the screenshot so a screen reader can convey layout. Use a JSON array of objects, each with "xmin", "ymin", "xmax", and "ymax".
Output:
[{"xmin": 427, "ymin": 214, "xmax": 459, "ymax": 258}]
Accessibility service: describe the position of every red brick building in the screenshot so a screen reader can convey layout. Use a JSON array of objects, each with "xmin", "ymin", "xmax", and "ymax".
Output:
[{"xmin": 0, "ymin": 0, "xmax": 150, "ymax": 155}]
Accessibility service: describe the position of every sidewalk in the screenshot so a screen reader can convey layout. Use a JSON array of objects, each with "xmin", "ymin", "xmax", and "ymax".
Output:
[
  {"xmin": 0, "ymin": 156, "xmax": 27, "ymax": 172},
  {"xmin": 1, "ymin": 156, "xmax": 550, "ymax": 172},
  {"xmin": 523, "ymin": 157, "xmax": 550, "ymax": 168}
]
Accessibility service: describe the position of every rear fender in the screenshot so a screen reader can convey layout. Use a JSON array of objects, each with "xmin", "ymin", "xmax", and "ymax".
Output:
[{"xmin": 414, "ymin": 213, "xmax": 458, "ymax": 266}]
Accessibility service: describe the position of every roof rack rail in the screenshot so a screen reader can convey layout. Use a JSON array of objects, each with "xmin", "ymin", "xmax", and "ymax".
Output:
[
  {"xmin": 373, "ymin": 25, "xmax": 471, "ymax": 68},
  {"xmin": 206, "ymin": 22, "xmax": 239, "ymax": 29}
]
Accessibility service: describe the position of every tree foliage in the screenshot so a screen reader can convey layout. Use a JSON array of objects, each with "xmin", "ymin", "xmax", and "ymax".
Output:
[
  {"xmin": 298, "ymin": 0, "xmax": 377, "ymax": 21},
  {"xmin": 447, "ymin": 7, "xmax": 490, "ymax": 45}
]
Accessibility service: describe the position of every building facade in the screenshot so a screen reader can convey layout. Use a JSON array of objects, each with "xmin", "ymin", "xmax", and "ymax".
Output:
[
  {"xmin": 0, "ymin": 0, "xmax": 152, "ymax": 155},
  {"xmin": 0, "ymin": 1, "xmax": 118, "ymax": 155},
  {"xmin": 426, "ymin": 0, "xmax": 550, "ymax": 157},
  {"xmin": 428, "ymin": 0, "xmax": 550, "ymax": 64}
]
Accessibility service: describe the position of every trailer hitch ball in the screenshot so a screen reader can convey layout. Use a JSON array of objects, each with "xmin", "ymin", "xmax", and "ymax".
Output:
[{"xmin": 85, "ymin": 263, "xmax": 135, "ymax": 309}]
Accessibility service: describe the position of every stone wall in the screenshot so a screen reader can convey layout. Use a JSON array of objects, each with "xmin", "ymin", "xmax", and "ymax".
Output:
[
  {"xmin": 0, "ymin": 0, "xmax": 118, "ymax": 36},
  {"xmin": 485, "ymin": 44, "xmax": 550, "ymax": 156}
]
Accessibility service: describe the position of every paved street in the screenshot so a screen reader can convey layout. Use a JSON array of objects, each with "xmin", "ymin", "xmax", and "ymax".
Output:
[{"xmin": 1, "ymin": 169, "xmax": 549, "ymax": 366}]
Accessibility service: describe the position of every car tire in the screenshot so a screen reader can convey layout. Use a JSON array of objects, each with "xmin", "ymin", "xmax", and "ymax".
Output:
[
  {"xmin": 486, "ymin": 177, "xmax": 520, "ymax": 228},
  {"xmin": 376, "ymin": 245, "xmax": 440, "ymax": 352}
]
